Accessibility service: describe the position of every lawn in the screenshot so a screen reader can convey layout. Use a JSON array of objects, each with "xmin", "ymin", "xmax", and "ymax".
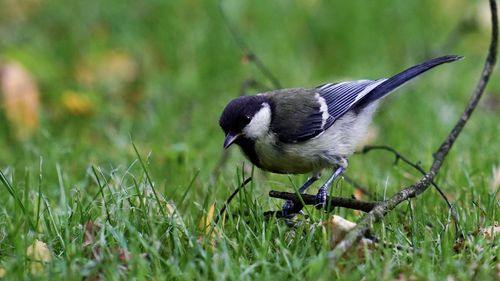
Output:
[{"xmin": 0, "ymin": 0, "xmax": 499, "ymax": 280}]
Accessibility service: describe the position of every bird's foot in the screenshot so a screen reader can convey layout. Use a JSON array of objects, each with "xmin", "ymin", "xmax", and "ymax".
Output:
[
  {"xmin": 314, "ymin": 187, "xmax": 327, "ymax": 209},
  {"xmin": 281, "ymin": 200, "xmax": 298, "ymax": 218}
]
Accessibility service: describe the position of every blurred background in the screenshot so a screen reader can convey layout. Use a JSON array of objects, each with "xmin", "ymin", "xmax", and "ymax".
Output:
[{"xmin": 0, "ymin": 0, "xmax": 498, "ymax": 202}]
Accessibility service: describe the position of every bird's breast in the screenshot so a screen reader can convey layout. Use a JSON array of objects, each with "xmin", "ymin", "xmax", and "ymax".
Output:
[{"xmin": 252, "ymin": 133, "xmax": 329, "ymax": 174}]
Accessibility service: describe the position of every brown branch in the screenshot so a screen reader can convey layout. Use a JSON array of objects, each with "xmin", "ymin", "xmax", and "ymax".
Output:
[
  {"xmin": 265, "ymin": 191, "xmax": 378, "ymax": 217},
  {"xmin": 328, "ymin": 0, "xmax": 497, "ymax": 265}
]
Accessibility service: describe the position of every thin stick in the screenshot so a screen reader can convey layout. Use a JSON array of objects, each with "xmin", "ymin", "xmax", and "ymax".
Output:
[
  {"xmin": 214, "ymin": 177, "xmax": 253, "ymax": 225},
  {"xmin": 265, "ymin": 191, "xmax": 378, "ymax": 217},
  {"xmin": 328, "ymin": 0, "xmax": 497, "ymax": 265}
]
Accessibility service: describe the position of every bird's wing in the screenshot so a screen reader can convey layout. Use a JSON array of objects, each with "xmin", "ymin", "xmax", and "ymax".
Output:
[
  {"xmin": 318, "ymin": 79, "xmax": 386, "ymax": 128},
  {"xmin": 269, "ymin": 55, "xmax": 463, "ymax": 144},
  {"xmin": 269, "ymin": 80, "xmax": 385, "ymax": 143}
]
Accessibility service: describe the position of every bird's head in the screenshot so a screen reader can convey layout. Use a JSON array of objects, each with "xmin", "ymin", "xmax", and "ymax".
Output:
[{"xmin": 219, "ymin": 95, "xmax": 271, "ymax": 149}]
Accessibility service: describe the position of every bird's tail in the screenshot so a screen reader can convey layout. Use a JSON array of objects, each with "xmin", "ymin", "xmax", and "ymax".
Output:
[{"xmin": 354, "ymin": 55, "xmax": 463, "ymax": 109}]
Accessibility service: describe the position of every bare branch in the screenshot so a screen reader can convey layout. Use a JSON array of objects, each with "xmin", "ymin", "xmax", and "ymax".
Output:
[
  {"xmin": 328, "ymin": 0, "xmax": 497, "ymax": 264},
  {"xmin": 266, "ymin": 191, "xmax": 379, "ymax": 216},
  {"xmin": 214, "ymin": 177, "xmax": 253, "ymax": 225}
]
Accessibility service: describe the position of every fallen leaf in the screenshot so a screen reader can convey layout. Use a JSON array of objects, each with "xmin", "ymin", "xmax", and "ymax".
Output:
[
  {"xmin": 353, "ymin": 189, "xmax": 365, "ymax": 201},
  {"xmin": 479, "ymin": 223, "xmax": 500, "ymax": 240},
  {"xmin": 396, "ymin": 273, "xmax": 418, "ymax": 281},
  {"xmin": 0, "ymin": 61, "xmax": 40, "ymax": 140},
  {"xmin": 61, "ymin": 90, "xmax": 94, "ymax": 116},
  {"xmin": 240, "ymin": 53, "xmax": 253, "ymax": 64},
  {"xmin": 117, "ymin": 248, "xmax": 131, "ymax": 264},
  {"xmin": 26, "ymin": 240, "xmax": 52, "ymax": 274},
  {"xmin": 322, "ymin": 215, "xmax": 375, "ymax": 259},
  {"xmin": 453, "ymin": 237, "xmax": 466, "ymax": 253},
  {"xmin": 75, "ymin": 50, "xmax": 138, "ymax": 96},
  {"xmin": 198, "ymin": 203, "xmax": 221, "ymax": 247},
  {"xmin": 1, "ymin": 0, "xmax": 41, "ymax": 24},
  {"xmin": 83, "ymin": 220, "xmax": 105, "ymax": 264},
  {"xmin": 84, "ymin": 220, "xmax": 102, "ymax": 247},
  {"xmin": 323, "ymin": 215, "xmax": 357, "ymax": 245},
  {"xmin": 198, "ymin": 203, "xmax": 216, "ymax": 233}
]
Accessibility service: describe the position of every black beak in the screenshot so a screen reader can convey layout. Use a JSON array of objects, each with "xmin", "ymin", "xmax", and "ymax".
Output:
[{"xmin": 223, "ymin": 132, "xmax": 241, "ymax": 149}]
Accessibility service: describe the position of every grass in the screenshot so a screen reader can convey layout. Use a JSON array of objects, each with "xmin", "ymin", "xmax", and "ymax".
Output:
[{"xmin": 0, "ymin": 0, "xmax": 499, "ymax": 280}]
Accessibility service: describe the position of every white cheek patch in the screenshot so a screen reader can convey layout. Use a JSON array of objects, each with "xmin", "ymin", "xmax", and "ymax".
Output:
[{"xmin": 243, "ymin": 103, "xmax": 271, "ymax": 139}]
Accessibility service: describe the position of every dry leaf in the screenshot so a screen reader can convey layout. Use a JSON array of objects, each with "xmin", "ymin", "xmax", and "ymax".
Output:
[
  {"xmin": 84, "ymin": 220, "xmax": 102, "ymax": 247},
  {"xmin": 117, "ymin": 248, "xmax": 132, "ymax": 264},
  {"xmin": 1, "ymin": 0, "xmax": 41, "ymax": 24},
  {"xmin": 396, "ymin": 273, "xmax": 418, "ymax": 281},
  {"xmin": 0, "ymin": 266, "xmax": 5, "ymax": 278},
  {"xmin": 454, "ymin": 223, "xmax": 499, "ymax": 253},
  {"xmin": 323, "ymin": 215, "xmax": 357, "ymax": 245},
  {"xmin": 353, "ymin": 189, "xmax": 365, "ymax": 201},
  {"xmin": 83, "ymin": 220, "xmax": 104, "ymax": 264},
  {"xmin": 61, "ymin": 90, "xmax": 94, "ymax": 116},
  {"xmin": 453, "ymin": 237, "xmax": 466, "ymax": 253},
  {"xmin": 75, "ymin": 50, "xmax": 138, "ymax": 95},
  {"xmin": 197, "ymin": 203, "xmax": 221, "ymax": 247},
  {"xmin": 26, "ymin": 240, "xmax": 52, "ymax": 274},
  {"xmin": 479, "ymin": 223, "xmax": 500, "ymax": 240},
  {"xmin": 322, "ymin": 215, "xmax": 374, "ymax": 258},
  {"xmin": 0, "ymin": 61, "xmax": 40, "ymax": 140},
  {"xmin": 198, "ymin": 203, "xmax": 216, "ymax": 233},
  {"xmin": 240, "ymin": 53, "xmax": 253, "ymax": 64}
]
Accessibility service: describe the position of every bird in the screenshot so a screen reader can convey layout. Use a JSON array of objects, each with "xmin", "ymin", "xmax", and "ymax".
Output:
[{"xmin": 219, "ymin": 55, "xmax": 462, "ymax": 217}]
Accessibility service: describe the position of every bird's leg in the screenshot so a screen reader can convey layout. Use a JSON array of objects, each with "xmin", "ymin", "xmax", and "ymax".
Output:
[
  {"xmin": 315, "ymin": 163, "xmax": 347, "ymax": 209},
  {"xmin": 281, "ymin": 173, "xmax": 320, "ymax": 217}
]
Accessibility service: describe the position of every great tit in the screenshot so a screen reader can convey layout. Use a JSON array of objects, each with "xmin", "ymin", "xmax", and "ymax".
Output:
[{"xmin": 219, "ymin": 55, "xmax": 462, "ymax": 217}]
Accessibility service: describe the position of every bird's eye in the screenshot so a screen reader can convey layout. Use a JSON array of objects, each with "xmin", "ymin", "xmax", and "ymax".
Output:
[{"xmin": 244, "ymin": 115, "xmax": 251, "ymax": 121}]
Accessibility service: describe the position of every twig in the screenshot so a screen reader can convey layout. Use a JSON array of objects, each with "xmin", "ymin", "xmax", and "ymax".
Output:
[
  {"xmin": 264, "ymin": 191, "xmax": 378, "ymax": 218},
  {"xmin": 218, "ymin": 0, "xmax": 282, "ymax": 89},
  {"xmin": 360, "ymin": 145, "xmax": 462, "ymax": 240},
  {"xmin": 328, "ymin": 0, "xmax": 497, "ymax": 265},
  {"xmin": 214, "ymin": 177, "xmax": 253, "ymax": 226}
]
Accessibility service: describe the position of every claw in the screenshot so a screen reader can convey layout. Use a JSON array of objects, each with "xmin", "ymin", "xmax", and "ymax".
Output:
[
  {"xmin": 281, "ymin": 200, "xmax": 296, "ymax": 218},
  {"xmin": 314, "ymin": 187, "xmax": 327, "ymax": 209}
]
